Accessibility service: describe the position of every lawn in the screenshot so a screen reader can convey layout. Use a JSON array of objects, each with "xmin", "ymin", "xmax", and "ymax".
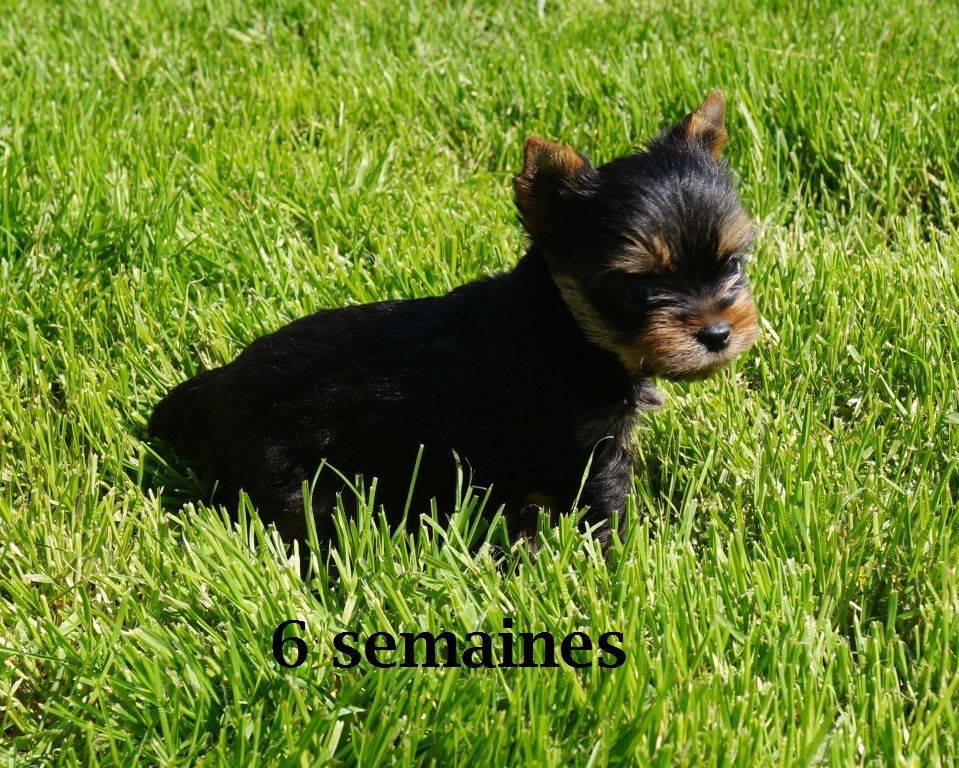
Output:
[{"xmin": 2, "ymin": 0, "xmax": 958, "ymax": 764}]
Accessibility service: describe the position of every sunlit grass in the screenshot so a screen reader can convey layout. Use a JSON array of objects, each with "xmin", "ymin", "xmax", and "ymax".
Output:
[{"xmin": 2, "ymin": 0, "xmax": 958, "ymax": 764}]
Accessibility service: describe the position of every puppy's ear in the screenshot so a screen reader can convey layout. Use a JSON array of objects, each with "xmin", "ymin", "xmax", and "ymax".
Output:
[
  {"xmin": 513, "ymin": 137, "xmax": 596, "ymax": 240},
  {"xmin": 671, "ymin": 90, "xmax": 728, "ymax": 159}
]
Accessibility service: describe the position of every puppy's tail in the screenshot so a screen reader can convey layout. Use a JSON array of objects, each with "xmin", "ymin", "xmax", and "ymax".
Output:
[{"xmin": 148, "ymin": 369, "xmax": 221, "ymax": 449}]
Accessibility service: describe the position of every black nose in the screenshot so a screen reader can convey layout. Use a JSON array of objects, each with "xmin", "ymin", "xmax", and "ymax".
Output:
[{"xmin": 697, "ymin": 322, "xmax": 731, "ymax": 352}]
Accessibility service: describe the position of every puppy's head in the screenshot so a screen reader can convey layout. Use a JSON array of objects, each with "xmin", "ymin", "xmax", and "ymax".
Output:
[{"xmin": 514, "ymin": 91, "xmax": 759, "ymax": 380}]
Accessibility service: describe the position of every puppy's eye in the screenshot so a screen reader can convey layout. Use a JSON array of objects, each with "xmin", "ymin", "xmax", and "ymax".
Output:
[{"xmin": 620, "ymin": 281, "xmax": 654, "ymax": 306}]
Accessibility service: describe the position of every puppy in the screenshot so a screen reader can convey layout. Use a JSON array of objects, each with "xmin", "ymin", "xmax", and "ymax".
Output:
[{"xmin": 149, "ymin": 91, "xmax": 758, "ymax": 546}]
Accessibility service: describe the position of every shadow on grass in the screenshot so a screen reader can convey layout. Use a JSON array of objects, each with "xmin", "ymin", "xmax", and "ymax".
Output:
[
  {"xmin": 135, "ymin": 428, "xmax": 523, "ymax": 580},
  {"xmin": 138, "ymin": 428, "xmax": 220, "ymax": 519}
]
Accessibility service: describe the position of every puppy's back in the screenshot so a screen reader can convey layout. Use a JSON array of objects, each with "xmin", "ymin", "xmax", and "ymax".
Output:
[{"xmin": 148, "ymin": 368, "xmax": 223, "ymax": 453}]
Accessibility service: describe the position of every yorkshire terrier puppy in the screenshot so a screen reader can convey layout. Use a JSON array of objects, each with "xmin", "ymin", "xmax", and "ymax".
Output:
[{"xmin": 149, "ymin": 91, "xmax": 758, "ymax": 546}]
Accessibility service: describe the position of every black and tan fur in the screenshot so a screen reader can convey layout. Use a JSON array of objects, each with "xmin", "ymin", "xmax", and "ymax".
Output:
[{"xmin": 149, "ymin": 91, "xmax": 759, "ymax": 546}]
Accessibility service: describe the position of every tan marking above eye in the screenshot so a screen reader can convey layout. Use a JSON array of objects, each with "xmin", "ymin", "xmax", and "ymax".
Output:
[
  {"xmin": 717, "ymin": 210, "xmax": 754, "ymax": 258},
  {"xmin": 609, "ymin": 234, "xmax": 673, "ymax": 274}
]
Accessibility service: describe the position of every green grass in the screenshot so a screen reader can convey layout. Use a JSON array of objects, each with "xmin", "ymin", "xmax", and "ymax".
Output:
[{"xmin": 2, "ymin": 0, "xmax": 959, "ymax": 764}]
